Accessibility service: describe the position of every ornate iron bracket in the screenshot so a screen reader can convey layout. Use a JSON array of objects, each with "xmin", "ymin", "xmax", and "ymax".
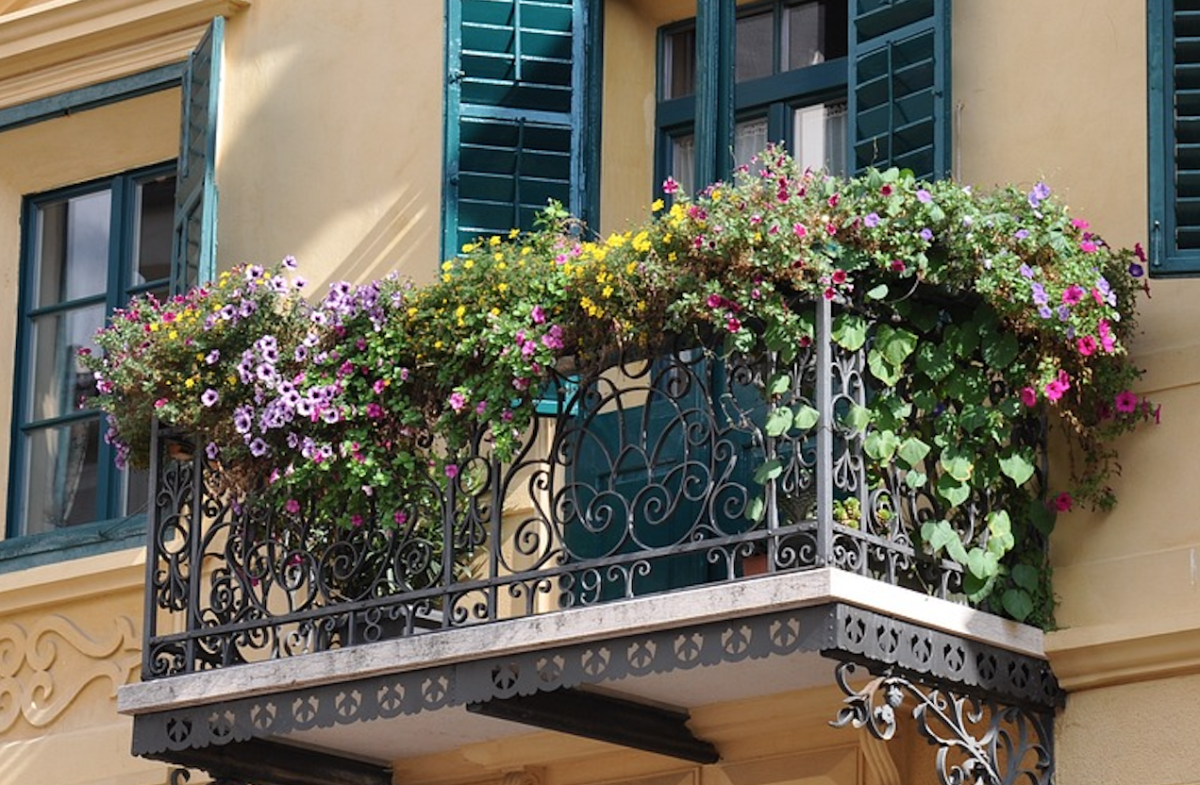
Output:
[{"xmin": 831, "ymin": 661, "xmax": 1053, "ymax": 785}]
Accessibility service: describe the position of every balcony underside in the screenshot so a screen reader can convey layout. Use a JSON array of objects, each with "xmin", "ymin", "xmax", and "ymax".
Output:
[{"xmin": 123, "ymin": 572, "xmax": 1059, "ymax": 785}]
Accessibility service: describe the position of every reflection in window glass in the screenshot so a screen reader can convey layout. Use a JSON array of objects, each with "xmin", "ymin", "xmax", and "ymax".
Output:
[
  {"xmin": 793, "ymin": 101, "xmax": 847, "ymax": 175},
  {"xmin": 736, "ymin": 12, "xmax": 774, "ymax": 82},
  {"xmin": 785, "ymin": 0, "xmax": 847, "ymax": 70},
  {"xmin": 34, "ymin": 191, "xmax": 111, "ymax": 309},
  {"xmin": 29, "ymin": 305, "xmax": 105, "ymax": 422},
  {"xmin": 663, "ymin": 27, "xmax": 696, "ymax": 100},
  {"xmin": 21, "ymin": 419, "xmax": 100, "ymax": 534},
  {"xmin": 134, "ymin": 176, "xmax": 175, "ymax": 287}
]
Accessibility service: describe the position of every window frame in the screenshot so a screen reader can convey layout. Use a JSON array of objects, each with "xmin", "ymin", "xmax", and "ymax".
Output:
[
  {"xmin": 654, "ymin": 0, "xmax": 850, "ymax": 195},
  {"xmin": 7, "ymin": 161, "xmax": 176, "ymax": 546}
]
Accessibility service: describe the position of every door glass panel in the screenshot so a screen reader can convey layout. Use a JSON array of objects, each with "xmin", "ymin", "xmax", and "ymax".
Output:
[
  {"xmin": 21, "ymin": 418, "xmax": 101, "ymax": 534},
  {"xmin": 132, "ymin": 175, "xmax": 176, "ymax": 288},
  {"xmin": 736, "ymin": 11, "xmax": 774, "ymax": 82},
  {"xmin": 29, "ymin": 304, "xmax": 105, "ymax": 421},
  {"xmin": 34, "ymin": 190, "xmax": 111, "ymax": 308},
  {"xmin": 793, "ymin": 100, "xmax": 847, "ymax": 175},
  {"xmin": 735, "ymin": 118, "xmax": 770, "ymax": 171},
  {"xmin": 663, "ymin": 27, "xmax": 696, "ymax": 99},
  {"xmin": 671, "ymin": 133, "xmax": 695, "ymax": 194}
]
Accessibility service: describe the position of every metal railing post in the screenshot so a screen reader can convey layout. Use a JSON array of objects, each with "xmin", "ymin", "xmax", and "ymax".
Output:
[{"xmin": 815, "ymin": 297, "xmax": 833, "ymax": 567}]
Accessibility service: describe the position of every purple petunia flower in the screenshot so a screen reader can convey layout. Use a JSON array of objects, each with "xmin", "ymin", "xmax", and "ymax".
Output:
[
  {"xmin": 201, "ymin": 388, "xmax": 219, "ymax": 407},
  {"xmin": 248, "ymin": 438, "xmax": 268, "ymax": 457},
  {"xmin": 916, "ymin": 189, "xmax": 932, "ymax": 204},
  {"xmin": 864, "ymin": 212, "xmax": 880, "ymax": 228},
  {"xmin": 1015, "ymin": 229, "xmax": 1030, "ymax": 240},
  {"xmin": 919, "ymin": 228, "xmax": 934, "ymax": 242}
]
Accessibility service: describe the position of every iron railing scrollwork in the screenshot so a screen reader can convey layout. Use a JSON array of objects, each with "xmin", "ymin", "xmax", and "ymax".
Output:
[
  {"xmin": 142, "ymin": 296, "xmax": 1047, "ymax": 677},
  {"xmin": 831, "ymin": 661, "xmax": 1054, "ymax": 785}
]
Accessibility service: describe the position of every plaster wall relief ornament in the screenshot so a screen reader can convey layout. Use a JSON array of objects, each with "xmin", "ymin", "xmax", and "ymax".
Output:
[{"xmin": 0, "ymin": 614, "xmax": 139, "ymax": 732}]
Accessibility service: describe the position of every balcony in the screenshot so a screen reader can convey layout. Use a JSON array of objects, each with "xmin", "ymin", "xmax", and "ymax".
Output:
[{"xmin": 121, "ymin": 297, "xmax": 1060, "ymax": 785}]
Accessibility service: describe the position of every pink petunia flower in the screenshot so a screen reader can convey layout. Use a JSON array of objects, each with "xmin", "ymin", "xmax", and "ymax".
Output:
[
  {"xmin": 1062, "ymin": 285, "xmax": 1085, "ymax": 305},
  {"xmin": 793, "ymin": 223, "xmax": 808, "ymax": 238},
  {"xmin": 445, "ymin": 464, "xmax": 459, "ymax": 479},
  {"xmin": 1054, "ymin": 492, "xmax": 1073, "ymax": 513},
  {"xmin": 1077, "ymin": 336, "xmax": 1097, "ymax": 356},
  {"xmin": 1115, "ymin": 390, "xmax": 1138, "ymax": 413},
  {"xmin": 1020, "ymin": 387, "xmax": 1038, "ymax": 408}
]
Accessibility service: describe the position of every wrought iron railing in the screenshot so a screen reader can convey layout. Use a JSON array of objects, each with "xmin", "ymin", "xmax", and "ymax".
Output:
[{"xmin": 141, "ymin": 298, "xmax": 1045, "ymax": 678}]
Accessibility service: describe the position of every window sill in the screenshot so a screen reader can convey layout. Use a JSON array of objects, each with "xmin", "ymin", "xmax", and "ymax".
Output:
[{"xmin": 0, "ymin": 514, "xmax": 145, "ymax": 573}]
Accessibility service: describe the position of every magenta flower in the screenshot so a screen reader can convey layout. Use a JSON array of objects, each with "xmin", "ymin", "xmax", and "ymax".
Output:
[
  {"xmin": 445, "ymin": 464, "xmax": 459, "ymax": 479},
  {"xmin": 1076, "ymin": 336, "xmax": 1096, "ymax": 356},
  {"xmin": 373, "ymin": 379, "xmax": 386, "ymax": 394},
  {"xmin": 350, "ymin": 514, "xmax": 363, "ymax": 528},
  {"xmin": 1045, "ymin": 370, "xmax": 1070, "ymax": 402},
  {"xmin": 1053, "ymin": 492, "xmax": 1073, "ymax": 513},
  {"xmin": 726, "ymin": 316, "xmax": 742, "ymax": 333},
  {"xmin": 706, "ymin": 293, "xmax": 724, "ymax": 309},
  {"xmin": 890, "ymin": 259, "xmax": 906, "ymax": 272},
  {"xmin": 531, "ymin": 305, "xmax": 546, "ymax": 324},
  {"xmin": 393, "ymin": 510, "xmax": 408, "ymax": 526},
  {"xmin": 1098, "ymin": 319, "xmax": 1116, "ymax": 353},
  {"xmin": 367, "ymin": 402, "xmax": 384, "ymax": 418},
  {"xmin": 448, "ymin": 392, "xmax": 467, "ymax": 412},
  {"xmin": 1080, "ymin": 240, "xmax": 1098, "ymax": 253},
  {"xmin": 793, "ymin": 223, "xmax": 808, "ymax": 238},
  {"xmin": 154, "ymin": 398, "xmax": 168, "ymax": 409},
  {"xmin": 831, "ymin": 269, "xmax": 847, "ymax": 285},
  {"xmin": 1061, "ymin": 285, "xmax": 1084, "ymax": 305},
  {"xmin": 1020, "ymin": 387, "xmax": 1038, "ymax": 408},
  {"xmin": 285, "ymin": 499, "xmax": 300, "ymax": 514},
  {"xmin": 1115, "ymin": 390, "xmax": 1138, "ymax": 413},
  {"xmin": 662, "ymin": 177, "xmax": 679, "ymax": 195},
  {"xmin": 880, "ymin": 184, "xmax": 894, "ymax": 196},
  {"xmin": 1072, "ymin": 218, "xmax": 1090, "ymax": 230}
]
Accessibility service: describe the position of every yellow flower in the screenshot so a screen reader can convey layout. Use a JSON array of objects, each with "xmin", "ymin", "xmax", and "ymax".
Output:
[
  {"xmin": 442, "ymin": 273, "xmax": 452, "ymax": 283},
  {"xmin": 494, "ymin": 252, "xmax": 504, "ymax": 261},
  {"xmin": 434, "ymin": 340, "xmax": 444, "ymax": 349},
  {"xmin": 168, "ymin": 330, "xmax": 178, "ymax": 340},
  {"xmin": 711, "ymin": 189, "xmax": 722, "ymax": 201},
  {"xmin": 226, "ymin": 375, "xmax": 237, "ymax": 386},
  {"xmin": 442, "ymin": 260, "xmax": 455, "ymax": 271},
  {"xmin": 602, "ymin": 285, "xmax": 614, "ymax": 299},
  {"xmin": 489, "ymin": 235, "xmax": 502, "ymax": 247},
  {"xmin": 185, "ymin": 378, "xmax": 195, "ymax": 389},
  {"xmin": 464, "ymin": 259, "xmax": 475, "ymax": 269},
  {"xmin": 632, "ymin": 231, "xmax": 651, "ymax": 252},
  {"xmin": 490, "ymin": 307, "xmax": 501, "ymax": 316},
  {"xmin": 651, "ymin": 198, "xmax": 665, "ymax": 212},
  {"xmin": 461, "ymin": 243, "xmax": 477, "ymax": 253},
  {"xmin": 626, "ymin": 261, "xmax": 638, "ymax": 275},
  {"xmin": 149, "ymin": 323, "xmax": 160, "ymax": 332},
  {"xmin": 668, "ymin": 252, "xmax": 677, "ymax": 262},
  {"xmin": 521, "ymin": 247, "xmax": 531, "ymax": 256},
  {"xmin": 497, "ymin": 261, "xmax": 507, "ymax": 270},
  {"xmin": 497, "ymin": 282, "xmax": 509, "ymax": 292},
  {"xmin": 508, "ymin": 228, "xmax": 520, "ymax": 239}
]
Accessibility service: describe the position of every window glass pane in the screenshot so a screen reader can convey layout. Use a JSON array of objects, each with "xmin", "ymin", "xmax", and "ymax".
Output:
[
  {"xmin": 671, "ymin": 134, "xmax": 695, "ymax": 194},
  {"xmin": 34, "ymin": 190, "xmax": 111, "ymax": 308},
  {"xmin": 736, "ymin": 11, "xmax": 774, "ymax": 82},
  {"xmin": 132, "ymin": 175, "xmax": 175, "ymax": 288},
  {"xmin": 784, "ymin": 0, "xmax": 847, "ymax": 70},
  {"xmin": 734, "ymin": 118, "xmax": 770, "ymax": 171},
  {"xmin": 793, "ymin": 100, "xmax": 847, "ymax": 175},
  {"xmin": 29, "ymin": 304, "xmax": 105, "ymax": 422},
  {"xmin": 20, "ymin": 418, "xmax": 101, "ymax": 534},
  {"xmin": 125, "ymin": 465, "xmax": 150, "ymax": 518},
  {"xmin": 663, "ymin": 27, "xmax": 696, "ymax": 99}
]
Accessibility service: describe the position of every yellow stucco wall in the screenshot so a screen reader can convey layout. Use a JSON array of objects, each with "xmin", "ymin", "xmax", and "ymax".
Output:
[{"xmin": 216, "ymin": 0, "xmax": 444, "ymax": 289}]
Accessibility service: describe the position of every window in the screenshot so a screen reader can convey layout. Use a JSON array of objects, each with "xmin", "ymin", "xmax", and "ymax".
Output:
[
  {"xmin": 11, "ymin": 166, "xmax": 175, "ymax": 537},
  {"xmin": 2, "ymin": 17, "xmax": 221, "ymax": 550},
  {"xmin": 658, "ymin": 0, "xmax": 849, "ymax": 194},
  {"xmin": 1149, "ymin": 0, "xmax": 1200, "ymax": 276},
  {"xmin": 657, "ymin": 0, "xmax": 950, "ymax": 194},
  {"xmin": 443, "ymin": 0, "xmax": 600, "ymax": 255}
]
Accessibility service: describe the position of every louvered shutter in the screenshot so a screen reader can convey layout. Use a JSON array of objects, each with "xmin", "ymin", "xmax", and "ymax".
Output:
[
  {"xmin": 445, "ymin": 0, "xmax": 581, "ymax": 253},
  {"xmin": 1150, "ymin": 0, "xmax": 1200, "ymax": 274},
  {"xmin": 848, "ymin": 0, "xmax": 950, "ymax": 181},
  {"xmin": 171, "ymin": 17, "xmax": 223, "ymax": 294}
]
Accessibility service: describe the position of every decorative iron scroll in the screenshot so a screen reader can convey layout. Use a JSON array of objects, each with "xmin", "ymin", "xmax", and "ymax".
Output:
[
  {"xmin": 142, "ymin": 297, "xmax": 1047, "ymax": 677},
  {"xmin": 831, "ymin": 662, "xmax": 1054, "ymax": 785}
]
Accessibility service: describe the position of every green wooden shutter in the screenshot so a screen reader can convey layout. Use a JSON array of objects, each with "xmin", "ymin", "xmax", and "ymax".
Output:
[
  {"xmin": 1150, "ymin": 0, "xmax": 1200, "ymax": 275},
  {"xmin": 445, "ymin": 0, "xmax": 582, "ymax": 254},
  {"xmin": 848, "ymin": 0, "xmax": 950, "ymax": 181},
  {"xmin": 171, "ymin": 17, "xmax": 223, "ymax": 294}
]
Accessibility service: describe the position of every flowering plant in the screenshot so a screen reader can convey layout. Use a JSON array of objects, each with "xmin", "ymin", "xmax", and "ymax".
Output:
[{"xmin": 84, "ymin": 148, "xmax": 1155, "ymax": 626}]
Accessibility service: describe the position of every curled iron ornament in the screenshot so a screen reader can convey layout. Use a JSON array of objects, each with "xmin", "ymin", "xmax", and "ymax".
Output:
[{"xmin": 830, "ymin": 662, "xmax": 1053, "ymax": 785}]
